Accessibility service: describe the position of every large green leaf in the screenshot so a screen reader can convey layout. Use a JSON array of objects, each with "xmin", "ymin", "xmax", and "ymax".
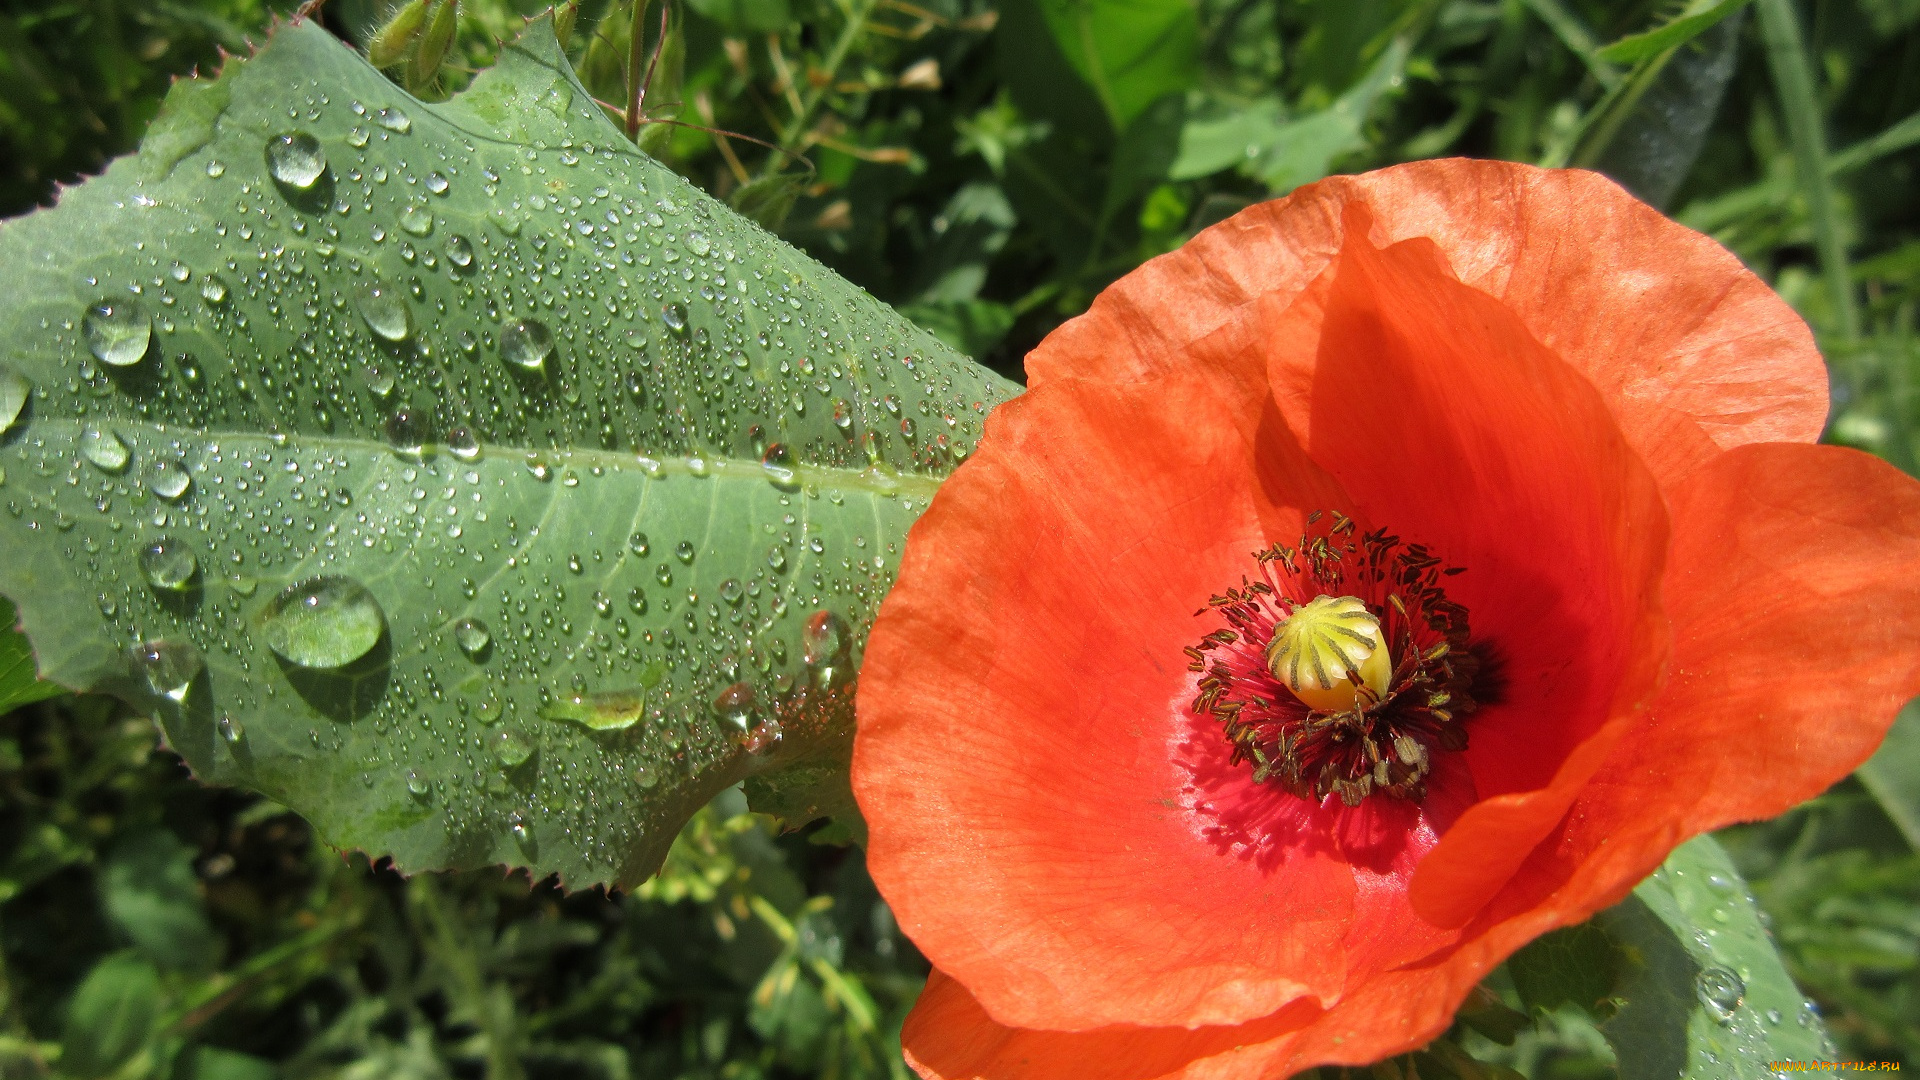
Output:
[
  {"xmin": 1509, "ymin": 835, "xmax": 1838, "ymax": 1080},
  {"xmin": 0, "ymin": 15, "xmax": 1018, "ymax": 889}
]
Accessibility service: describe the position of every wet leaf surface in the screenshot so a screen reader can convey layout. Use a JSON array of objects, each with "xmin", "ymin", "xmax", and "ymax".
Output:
[{"xmin": 0, "ymin": 15, "xmax": 1017, "ymax": 889}]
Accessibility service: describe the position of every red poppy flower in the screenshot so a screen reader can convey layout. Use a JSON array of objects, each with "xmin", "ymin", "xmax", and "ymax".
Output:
[{"xmin": 852, "ymin": 159, "xmax": 1920, "ymax": 1079}]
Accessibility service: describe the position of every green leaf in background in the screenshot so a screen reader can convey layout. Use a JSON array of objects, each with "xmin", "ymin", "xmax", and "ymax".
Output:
[
  {"xmin": 0, "ymin": 15, "xmax": 1017, "ymax": 890},
  {"xmin": 1036, "ymin": 0, "xmax": 1201, "ymax": 132},
  {"xmin": 61, "ymin": 951, "xmax": 164, "ymax": 1080},
  {"xmin": 1593, "ymin": 8, "xmax": 1745, "ymax": 208},
  {"xmin": 1508, "ymin": 923, "xmax": 1620, "ymax": 1018},
  {"xmin": 1598, "ymin": 835, "xmax": 1837, "ymax": 1079},
  {"xmin": 102, "ymin": 827, "xmax": 223, "ymax": 972},
  {"xmin": 1857, "ymin": 699, "xmax": 1920, "ymax": 850},
  {"xmin": 0, "ymin": 596, "xmax": 65, "ymax": 713},
  {"xmin": 1171, "ymin": 38, "xmax": 1407, "ymax": 193},
  {"xmin": 687, "ymin": 0, "xmax": 793, "ymax": 36},
  {"xmin": 1596, "ymin": 0, "xmax": 1756, "ymax": 66},
  {"xmin": 178, "ymin": 1046, "xmax": 280, "ymax": 1080}
]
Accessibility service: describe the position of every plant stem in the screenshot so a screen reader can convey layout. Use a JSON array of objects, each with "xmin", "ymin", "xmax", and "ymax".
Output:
[
  {"xmin": 770, "ymin": 0, "xmax": 877, "ymax": 169},
  {"xmin": 1756, "ymin": 0, "xmax": 1860, "ymax": 339}
]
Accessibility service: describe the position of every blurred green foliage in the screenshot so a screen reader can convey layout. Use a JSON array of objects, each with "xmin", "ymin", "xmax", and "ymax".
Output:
[{"xmin": 6, "ymin": 0, "xmax": 1920, "ymax": 1076}]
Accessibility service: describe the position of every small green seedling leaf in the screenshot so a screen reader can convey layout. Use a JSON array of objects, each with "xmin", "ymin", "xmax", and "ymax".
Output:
[
  {"xmin": 1596, "ymin": 0, "xmax": 1755, "ymax": 66},
  {"xmin": 0, "ymin": 598, "xmax": 66, "ymax": 713},
  {"xmin": 61, "ymin": 952, "xmax": 164, "ymax": 1080}
]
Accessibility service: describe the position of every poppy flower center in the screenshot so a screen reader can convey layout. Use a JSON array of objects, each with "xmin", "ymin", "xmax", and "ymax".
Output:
[{"xmin": 1188, "ymin": 512, "xmax": 1479, "ymax": 806}]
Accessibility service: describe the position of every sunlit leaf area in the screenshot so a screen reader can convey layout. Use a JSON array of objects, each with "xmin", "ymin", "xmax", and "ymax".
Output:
[{"xmin": 1, "ymin": 0, "xmax": 1918, "ymax": 1077}]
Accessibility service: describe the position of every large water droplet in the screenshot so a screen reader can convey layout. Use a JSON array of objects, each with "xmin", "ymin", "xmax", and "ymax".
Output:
[
  {"xmin": 385, "ymin": 409, "xmax": 427, "ymax": 457},
  {"xmin": 445, "ymin": 234, "xmax": 474, "ymax": 268},
  {"xmin": 359, "ymin": 357, "xmax": 396, "ymax": 397},
  {"xmin": 447, "ymin": 426, "xmax": 480, "ymax": 461},
  {"xmin": 661, "ymin": 303, "xmax": 689, "ymax": 337},
  {"xmin": 145, "ymin": 459, "xmax": 191, "ymax": 501},
  {"xmin": 711, "ymin": 681, "xmax": 757, "ymax": 732},
  {"xmin": 628, "ymin": 532, "xmax": 650, "ymax": 556},
  {"xmin": 139, "ymin": 537, "xmax": 199, "ymax": 591},
  {"xmin": 132, "ymin": 640, "xmax": 202, "ymax": 702},
  {"xmin": 83, "ymin": 298, "xmax": 152, "ymax": 366},
  {"xmin": 453, "ymin": 617, "xmax": 491, "ymax": 659},
  {"xmin": 218, "ymin": 714, "xmax": 245, "ymax": 744},
  {"xmin": 490, "ymin": 729, "xmax": 534, "ymax": 768},
  {"xmin": 262, "ymin": 575, "xmax": 387, "ymax": 669},
  {"xmin": 265, "ymin": 132, "xmax": 326, "ymax": 189},
  {"xmin": 200, "ymin": 276, "xmax": 229, "ymax": 305},
  {"xmin": 803, "ymin": 610, "xmax": 850, "ymax": 687},
  {"xmin": 374, "ymin": 106, "xmax": 412, "ymax": 133},
  {"xmin": 399, "ymin": 202, "xmax": 434, "ymax": 237},
  {"xmin": 685, "ymin": 230, "xmax": 711, "ymax": 256},
  {"xmin": 80, "ymin": 422, "xmax": 130, "ymax": 473},
  {"xmin": 499, "ymin": 318, "xmax": 553, "ymax": 369},
  {"xmin": 407, "ymin": 769, "xmax": 431, "ymax": 797},
  {"xmin": 1696, "ymin": 966, "xmax": 1745, "ymax": 1023},
  {"xmin": 359, "ymin": 281, "xmax": 412, "ymax": 342},
  {"xmin": 0, "ymin": 365, "xmax": 27, "ymax": 434},
  {"xmin": 761, "ymin": 443, "xmax": 799, "ymax": 491}
]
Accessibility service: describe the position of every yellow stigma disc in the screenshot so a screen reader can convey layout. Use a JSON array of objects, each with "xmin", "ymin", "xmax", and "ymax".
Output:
[{"xmin": 1265, "ymin": 595, "xmax": 1392, "ymax": 713}]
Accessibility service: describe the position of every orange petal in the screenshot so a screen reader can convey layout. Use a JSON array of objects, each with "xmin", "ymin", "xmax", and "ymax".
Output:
[
  {"xmin": 901, "ymin": 966, "xmax": 1473, "ymax": 1080},
  {"xmin": 1458, "ymin": 443, "xmax": 1920, "ymax": 938},
  {"xmin": 1030, "ymin": 160, "xmax": 1825, "ymax": 489},
  {"xmin": 855, "ymin": 351, "xmax": 1364, "ymax": 1031}
]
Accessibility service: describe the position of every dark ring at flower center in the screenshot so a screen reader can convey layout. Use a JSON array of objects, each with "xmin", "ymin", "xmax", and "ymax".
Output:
[{"xmin": 1187, "ymin": 511, "xmax": 1479, "ymax": 806}]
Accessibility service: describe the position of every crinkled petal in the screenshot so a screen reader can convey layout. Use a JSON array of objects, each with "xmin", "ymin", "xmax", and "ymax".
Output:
[
  {"xmin": 1427, "ymin": 443, "xmax": 1920, "ymax": 938},
  {"xmin": 1029, "ymin": 160, "xmax": 1824, "ymax": 489}
]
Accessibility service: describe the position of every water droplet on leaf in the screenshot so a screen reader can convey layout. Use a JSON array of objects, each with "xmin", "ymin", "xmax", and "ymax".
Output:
[
  {"xmin": 145, "ymin": 459, "xmax": 191, "ymax": 501},
  {"xmin": 83, "ymin": 298, "xmax": 152, "ymax": 366},
  {"xmin": 138, "ymin": 537, "xmax": 198, "ymax": 591},
  {"xmin": 385, "ymin": 409, "xmax": 427, "ymax": 456},
  {"xmin": 447, "ymin": 426, "xmax": 480, "ymax": 461},
  {"xmin": 265, "ymin": 132, "xmax": 327, "ymax": 190},
  {"xmin": 490, "ymin": 729, "xmax": 534, "ymax": 768},
  {"xmin": 359, "ymin": 280, "xmax": 413, "ymax": 342},
  {"xmin": 132, "ymin": 640, "xmax": 202, "ymax": 702},
  {"xmin": 761, "ymin": 443, "xmax": 798, "ymax": 490},
  {"xmin": 454, "ymin": 616, "xmax": 491, "ymax": 658},
  {"xmin": 261, "ymin": 575, "xmax": 387, "ymax": 669},
  {"xmin": 1696, "ymin": 966, "xmax": 1745, "ymax": 1024},
  {"xmin": 500, "ymin": 318, "xmax": 553, "ymax": 369},
  {"xmin": 375, "ymin": 106, "xmax": 412, "ymax": 133},
  {"xmin": 80, "ymin": 423, "xmax": 130, "ymax": 472}
]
